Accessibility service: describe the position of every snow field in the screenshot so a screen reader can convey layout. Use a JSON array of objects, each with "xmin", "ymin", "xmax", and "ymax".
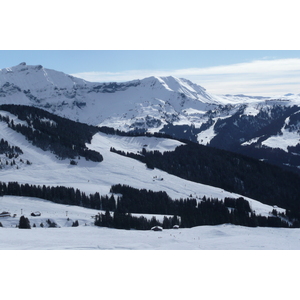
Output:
[
  {"xmin": 197, "ymin": 120, "xmax": 216, "ymax": 144},
  {"xmin": 262, "ymin": 126, "xmax": 300, "ymax": 152},
  {"xmin": 2, "ymin": 218, "xmax": 300, "ymax": 250}
]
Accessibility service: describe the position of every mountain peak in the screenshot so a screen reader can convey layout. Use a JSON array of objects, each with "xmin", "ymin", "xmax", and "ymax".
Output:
[
  {"xmin": 0, "ymin": 63, "xmax": 87, "ymax": 91},
  {"xmin": 139, "ymin": 75, "xmax": 216, "ymax": 104},
  {"xmin": 0, "ymin": 62, "xmax": 45, "ymax": 74}
]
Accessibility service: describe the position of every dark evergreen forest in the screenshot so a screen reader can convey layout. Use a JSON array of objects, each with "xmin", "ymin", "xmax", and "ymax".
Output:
[
  {"xmin": 0, "ymin": 138, "xmax": 23, "ymax": 156},
  {"xmin": 110, "ymin": 142, "xmax": 300, "ymax": 219},
  {"xmin": 0, "ymin": 104, "xmax": 103, "ymax": 162},
  {"xmin": 109, "ymin": 184, "xmax": 292, "ymax": 228}
]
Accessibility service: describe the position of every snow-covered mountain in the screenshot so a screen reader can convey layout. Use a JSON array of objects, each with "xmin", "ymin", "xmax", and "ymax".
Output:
[
  {"xmin": 2, "ymin": 63, "xmax": 300, "ymax": 189},
  {"xmin": 0, "ymin": 105, "xmax": 263, "ymax": 204},
  {"xmin": 2, "ymin": 62, "xmax": 300, "ymax": 173},
  {"xmin": 0, "ymin": 62, "xmax": 220, "ymax": 130}
]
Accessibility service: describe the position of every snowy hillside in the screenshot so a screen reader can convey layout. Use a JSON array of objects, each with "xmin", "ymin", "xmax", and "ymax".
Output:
[
  {"xmin": 0, "ymin": 63, "xmax": 220, "ymax": 131},
  {"xmin": 0, "ymin": 122, "xmax": 297, "ymax": 249},
  {"xmin": 2, "ymin": 199, "xmax": 300, "ymax": 249},
  {"xmin": 0, "ymin": 107, "xmax": 287, "ymax": 218},
  {"xmin": 0, "ymin": 112, "xmax": 273, "ymax": 206},
  {"xmin": 2, "ymin": 62, "xmax": 300, "ymax": 173},
  {"xmin": 0, "ymin": 194, "xmax": 294, "ymax": 250}
]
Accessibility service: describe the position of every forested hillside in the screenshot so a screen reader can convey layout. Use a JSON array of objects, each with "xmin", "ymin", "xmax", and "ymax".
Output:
[
  {"xmin": 111, "ymin": 140, "xmax": 300, "ymax": 218},
  {"xmin": 1, "ymin": 104, "xmax": 299, "ymax": 230},
  {"xmin": 0, "ymin": 104, "xmax": 103, "ymax": 162}
]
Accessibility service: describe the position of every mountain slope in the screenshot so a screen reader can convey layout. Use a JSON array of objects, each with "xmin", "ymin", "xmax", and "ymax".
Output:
[
  {"xmin": 0, "ymin": 63, "xmax": 219, "ymax": 130},
  {"xmin": 2, "ymin": 62, "xmax": 300, "ymax": 173},
  {"xmin": 0, "ymin": 105, "xmax": 287, "ymax": 216},
  {"xmin": 0, "ymin": 105, "xmax": 233, "ymax": 199}
]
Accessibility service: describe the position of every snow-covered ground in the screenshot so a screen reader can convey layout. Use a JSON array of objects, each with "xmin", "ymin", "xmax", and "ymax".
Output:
[
  {"xmin": 2, "ymin": 215, "xmax": 300, "ymax": 250},
  {"xmin": 262, "ymin": 114, "xmax": 300, "ymax": 152},
  {"xmin": 0, "ymin": 195, "xmax": 294, "ymax": 250},
  {"xmin": 262, "ymin": 128, "xmax": 300, "ymax": 151},
  {"xmin": 0, "ymin": 110, "xmax": 294, "ymax": 250}
]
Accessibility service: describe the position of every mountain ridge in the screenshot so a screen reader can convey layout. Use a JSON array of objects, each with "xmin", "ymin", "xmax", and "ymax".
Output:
[
  {"xmin": 1, "ymin": 62, "xmax": 300, "ymax": 173},
  {"xmin": 0, "ymin": 63, "xmax": 221, "ymax": 129}
]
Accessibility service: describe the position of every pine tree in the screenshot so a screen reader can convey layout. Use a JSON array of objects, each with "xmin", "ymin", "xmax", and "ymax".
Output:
[
  {"xmin": 72, "ymin": 220, "xmax": 79, "ymax": 227},
  {"xmin": 19, "ymin": 216, "xmax": 31, "ymax": 229}
]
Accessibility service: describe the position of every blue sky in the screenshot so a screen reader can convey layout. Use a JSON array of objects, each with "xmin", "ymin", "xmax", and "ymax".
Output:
[
  {"xmin": 1, "ymin": 50, "xmax": 295, "ymax": 74},
  {"xmin": 0, "ymin": 50, "xmax": 299, "ymax": 96}
]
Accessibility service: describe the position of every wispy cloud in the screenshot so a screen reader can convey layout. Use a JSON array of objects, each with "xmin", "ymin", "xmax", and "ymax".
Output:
[{"xmin": 72, "ymin": 58, "xmax": 300, "ymax": 96}]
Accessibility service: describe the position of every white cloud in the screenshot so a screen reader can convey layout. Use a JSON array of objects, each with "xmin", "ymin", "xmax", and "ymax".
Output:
[{"xmin": 72, "ymin": 58, "xmax": 300, "ymax": 96}]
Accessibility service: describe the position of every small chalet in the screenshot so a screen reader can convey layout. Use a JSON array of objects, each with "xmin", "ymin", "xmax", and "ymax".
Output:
[
  {"xmin": 0, "ymin": 211, "xmax": 11, "ymax": 217},
  {"xmin": 31, "ymin": 211, "xmax": 41, "ymax": 217},
  {"xmin": 151, "ymin": 226, "xmax": 163, "ymax": 231}
]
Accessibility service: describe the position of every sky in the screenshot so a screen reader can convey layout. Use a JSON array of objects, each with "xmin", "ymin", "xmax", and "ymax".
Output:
[
  {"xmin": 1, "ymin": 2, "xmax": 299, "ymax": 96},
  {"xmin": 0, "ymin": 50, "xmax": 299, "ymax": 96},
  {"xmin": 0, "ymin": 1, "xmax": 299, "ymax": 98}
]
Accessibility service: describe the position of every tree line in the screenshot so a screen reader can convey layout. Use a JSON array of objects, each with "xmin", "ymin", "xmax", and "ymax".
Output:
[
  {"xmin": 94, "ymin": 210, "xmax": 180, "ymax": 230},
  {"xmin": 0, "ymin": 181, "xmax": 294, "ymax": 229},
  {"xmin": 0, "ymin": 181, "xmax": 115, "ymax": 210},
  {"xmin": 109, "ymin": 184, "xmax": 292, "ymax": 228}
]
